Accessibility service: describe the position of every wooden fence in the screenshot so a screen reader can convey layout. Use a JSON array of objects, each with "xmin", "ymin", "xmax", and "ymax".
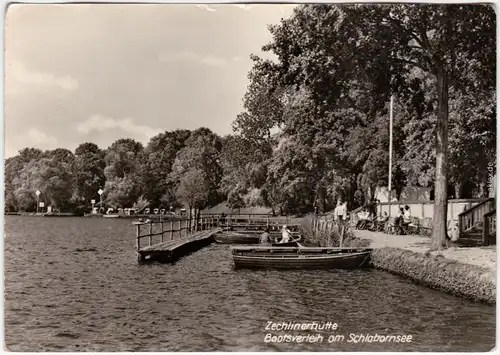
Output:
[{"xmin": 377, "ymin": 198, "xmax": 485, "ymax": 220}]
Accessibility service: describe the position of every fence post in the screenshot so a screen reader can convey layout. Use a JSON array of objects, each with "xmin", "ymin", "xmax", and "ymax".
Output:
[
  {"xmin": 136, "ymin": 224, "xmax": 141, "ymax": 251},
  {"xmin": 148, "ymin": 222, "xmax": 153, "ymax": 246},
  {"xmin": 483, "ymin": 214, "xmax": 490, "ymax": 246},
  {"xmin": 170, "ymin": 220, "xmax": 173, "ymax": 240},
  {"xmin": 161, "ymin": 221, "xmax": 164, "ymax": 243}
]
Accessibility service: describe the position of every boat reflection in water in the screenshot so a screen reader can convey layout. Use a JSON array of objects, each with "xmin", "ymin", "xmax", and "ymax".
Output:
[{"xmin": 231, "ymin": 245, "xmax": 372, "ymax": 270}]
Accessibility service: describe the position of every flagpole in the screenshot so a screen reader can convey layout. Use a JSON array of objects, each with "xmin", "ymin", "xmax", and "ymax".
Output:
[{"xmin": 388, "ymin": 95, "xmax": 393, "ymax": 217}]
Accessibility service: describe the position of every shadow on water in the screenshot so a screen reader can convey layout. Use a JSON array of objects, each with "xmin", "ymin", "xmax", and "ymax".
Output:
[{"xmin": 4, "ymin": 216, "xmax": 496, "ymax": 352}]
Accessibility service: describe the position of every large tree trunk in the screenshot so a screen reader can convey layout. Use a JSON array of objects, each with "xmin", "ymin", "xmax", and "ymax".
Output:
[{"xmin": 431, "ymin": 69, "xmax": 449, "ymax": 250}]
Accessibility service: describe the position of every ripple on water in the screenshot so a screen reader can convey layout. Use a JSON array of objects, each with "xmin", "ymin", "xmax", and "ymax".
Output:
[{"xmin": 4, "ymin": 216, "xmax": 496, "ymax": 352}]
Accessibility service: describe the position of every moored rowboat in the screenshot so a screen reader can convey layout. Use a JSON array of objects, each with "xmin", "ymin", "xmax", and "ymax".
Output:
[
  {"xmin": 215, "ymin": 233, "xmax": 302, "ymax": 245},
  {"xmin": 230, "ymin": 246, "xmax": 371, "ymax": 270},
  {"xmin": 214, "ymin": 233, "xmax": 260, "ymax": 244}
]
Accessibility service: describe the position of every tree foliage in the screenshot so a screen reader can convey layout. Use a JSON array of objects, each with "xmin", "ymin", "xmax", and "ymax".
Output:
[{"xmin": 4, "ymin": 4, "xmax": 495, "ymax": 234}]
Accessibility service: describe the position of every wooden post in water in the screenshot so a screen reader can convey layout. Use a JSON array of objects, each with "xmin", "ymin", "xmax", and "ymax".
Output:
[
  {"xmin": 148, "ymin": 222, "xmax": 153, "ymax": 246},
  {"xmin": 160, "ymin": 221, "xmax": 164, "ymax": 243},
  {"xmin": 339, "ymin": 225, "xmax": 345, "ymax": 247},
  {"xmin": 170, "ymin": 220, "xmax": 173, "ymax": 240}
]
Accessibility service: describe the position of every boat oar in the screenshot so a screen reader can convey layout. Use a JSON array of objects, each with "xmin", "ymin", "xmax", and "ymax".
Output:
[{"xmin": 291, "ymin": 234, "xmax": 306, "ymax": 249}]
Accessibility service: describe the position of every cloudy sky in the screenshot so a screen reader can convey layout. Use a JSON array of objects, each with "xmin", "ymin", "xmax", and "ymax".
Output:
[{"xmin": 4, "ymin": 3, "xmax": 296, "ymax": 158}]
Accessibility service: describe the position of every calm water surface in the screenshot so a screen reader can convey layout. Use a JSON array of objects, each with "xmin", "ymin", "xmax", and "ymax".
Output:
[{"xmin": 4, "ymin": 216, "xmax": 496, "ymax": 351}]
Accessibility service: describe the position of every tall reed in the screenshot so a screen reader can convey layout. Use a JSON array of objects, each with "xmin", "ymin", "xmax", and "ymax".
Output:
[{"xmin": 298, "ymin": 216, "xmax": 369, "ymax": 247}]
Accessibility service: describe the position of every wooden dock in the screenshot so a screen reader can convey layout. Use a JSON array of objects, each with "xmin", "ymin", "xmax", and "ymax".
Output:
[{"xmin": 134, "ymin": 216, "xmax": 222, "ymax": 263}]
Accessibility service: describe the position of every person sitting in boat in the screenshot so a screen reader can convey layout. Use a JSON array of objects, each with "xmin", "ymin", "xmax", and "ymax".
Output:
[
  {"xmin": 259, "ymin": 227, "xmax": 271, "ymax": 245},
  {"xmin": 280, "ymin": 225, "xmax": 292, "ymax": 243}
]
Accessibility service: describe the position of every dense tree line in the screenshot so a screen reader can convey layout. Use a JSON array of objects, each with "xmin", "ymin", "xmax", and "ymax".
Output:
[
  {"xmin": 228, "ymin": 4, "xmax": 495, "ymax": 248},
  {"xmin": 5, "ymin": 5, "xmax": 495, "ymax": 249},
  {"xmin": 5, "ymin": 129, "xmax": 225, "ymax": 216}
]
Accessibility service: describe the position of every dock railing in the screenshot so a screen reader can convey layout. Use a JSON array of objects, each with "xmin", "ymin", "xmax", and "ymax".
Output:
[
  {"xmin": 200, "ymin": 213, "xmax": 301, "ymax": 228},
  {"xmin": 133, "ymin": 215, "xmax": 218, "ymax": 251}
]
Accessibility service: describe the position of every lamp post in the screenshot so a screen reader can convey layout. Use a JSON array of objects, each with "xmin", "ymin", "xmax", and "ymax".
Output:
[
  {"xmin": 98, "ymin": 189, "xmax": 103, "ymax": 214},
  {"xmin": 35, "ymin": 190, "xmax": 41, "ymax": 214},
  {"xmin": 388, "ymin": 95, "xmax": 394, "ymax": 217}
]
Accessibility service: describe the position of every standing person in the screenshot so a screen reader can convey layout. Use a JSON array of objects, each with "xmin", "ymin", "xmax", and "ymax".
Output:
[
  {"xmin": 333, "ymin": 200, "xmax": 341, "ymax": 222},
  {"xmin": 337, "ymin": 200, "xmax": 348, "ymax": 229},
  {"xmin": 396, "ymin": 207, "xmax": 405, "ymax": 234}
]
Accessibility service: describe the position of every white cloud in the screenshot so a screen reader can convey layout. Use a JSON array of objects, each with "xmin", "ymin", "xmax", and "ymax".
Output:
[
  {"xmin": 195, "ymin": 4, "xmax": 216, "ymax": 12},
  {"xmin": 159, "ymin": 51, "xmax": 242, "ymax": 67},
  {"xmin": 200, "ymin": 54, "xmax": 227, "ymax": 67},
  {"xmin": 77, "ymin": 114, "xmax": 162, "ymax": 139},
  {"xmin": 234, "ymin": 5, "xmax": 254, "ymax": 10},
  {"xmin": 6, "ymin": 61, "xmax": 79, "ymax": 93}
]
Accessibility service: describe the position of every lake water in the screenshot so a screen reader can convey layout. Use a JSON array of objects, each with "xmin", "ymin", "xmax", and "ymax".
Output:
[{"xmin": 4, "ymin": 216, "xmax": 496, "ymax": 351}]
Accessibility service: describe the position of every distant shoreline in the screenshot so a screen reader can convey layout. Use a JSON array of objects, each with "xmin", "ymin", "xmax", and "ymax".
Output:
[{"xmin": 4, "ymin": 212, "xmax": 188, "ymax": 219}]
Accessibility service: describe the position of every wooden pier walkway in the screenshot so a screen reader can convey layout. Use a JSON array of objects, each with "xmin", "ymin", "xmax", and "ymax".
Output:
[{"xmin": 133, "ymin": 216, "xmax": 222, "ymax": 263}]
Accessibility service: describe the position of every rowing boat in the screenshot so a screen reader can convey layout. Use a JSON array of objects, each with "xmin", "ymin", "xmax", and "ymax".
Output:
[
  {"xmin": 214, "ymin": 233, "xmax": 302, "ymax": 245},
  {"xmin": 230, "ymin": 246, "xmax": 371, "ymax": 270},
  {"xmin": 214, "ymin": 232, "xmax": 260, "ymax": 244}
]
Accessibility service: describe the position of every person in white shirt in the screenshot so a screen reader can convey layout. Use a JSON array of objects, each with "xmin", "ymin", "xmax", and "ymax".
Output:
[
  {"xmin": 336, "ymin": 200, "xmax": 347, "ymax": 226},
  {"xmin": 280, "ymin": 225, "xmax": 292, "ymax": 243},
  {"xmin": 333, "ymin": 201, "xmax": 340, "ymax": 221},
  {"xmin": 356, "ymin": 208, "xmax": 370, "ymax": 229}
]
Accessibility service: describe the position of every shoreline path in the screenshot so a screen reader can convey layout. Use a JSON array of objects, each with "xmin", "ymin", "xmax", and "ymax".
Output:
[{"xmin": 353, "ymin": 229, "xmax": 496, "ymax": 273}]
